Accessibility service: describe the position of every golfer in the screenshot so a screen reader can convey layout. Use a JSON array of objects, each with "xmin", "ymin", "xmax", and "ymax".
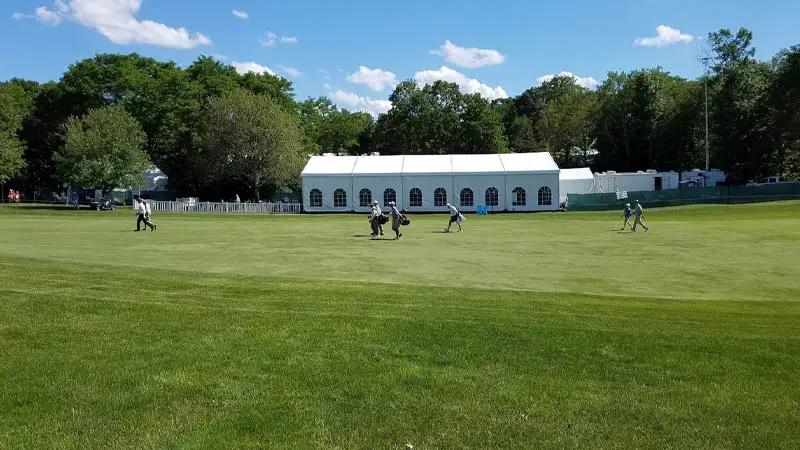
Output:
[
  {"xmin": 369, "ymin": 200, "xmax": 382, "ymax": 238},
  {"xmin": 632, "ymin": 200, "xmax": 649, "ymax": 232},
  {"xmin": 134, "ymin": 198, "xmax": 148, "ymax": 231},
  {"xmin": 374, "ymin": 200, "xmax": 384, "ymax": 236},
  {"xmin": 389, "ymin": 201, "xmax": 403, "ymax": 240},
  {"xmin": 621, "ymin": 203, "xmax": 633, "ymax": 230},
  {"xmin": 444, "ymin": 202, "xmax": 463, "ymax": 233},
  {"xmin": 144, "ymin": 199, "xmax": 157, "ymax": 232}
]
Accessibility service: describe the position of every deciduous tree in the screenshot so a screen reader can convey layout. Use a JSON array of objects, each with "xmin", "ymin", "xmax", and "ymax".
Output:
[{"xmin": 56, "ymin": 106, "xmax": 150, "ymax": 191}]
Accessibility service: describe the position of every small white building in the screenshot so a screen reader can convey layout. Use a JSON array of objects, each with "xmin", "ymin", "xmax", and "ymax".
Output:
[
  {"xmin": 559, "ymin": 167, "xmax": 595, "ymax": 204},
  {"xmin": 593, "ymin": 170, "xmax": 679, "ymax": 193},
  {"xmin": 301, "ymin": 153, "xmax": 560, "ymax": 213}
]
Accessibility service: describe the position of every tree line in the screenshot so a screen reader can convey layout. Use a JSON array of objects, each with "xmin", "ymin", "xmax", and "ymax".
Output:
[{"xmin": 0, "ymin": 28, "xmax": 797, "ymax": 201}]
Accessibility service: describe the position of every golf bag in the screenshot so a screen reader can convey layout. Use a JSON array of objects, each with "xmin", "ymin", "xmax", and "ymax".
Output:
[
  {"xmin": 378, "ymin": 214, "xmax": 389, "ymax": 225},
  {"xmin": 400, "ymin": 214, "xmax": 411, "ymax": 226}
]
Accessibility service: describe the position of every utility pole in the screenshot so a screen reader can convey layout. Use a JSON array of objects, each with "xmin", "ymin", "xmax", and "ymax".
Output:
[
  {"xmin": 703, "ymin": 59, "xmax": 710, "ymax": 171},
  {"xmin": 698, "ymin": 39, "xmax": 711, "ymax": 172}
]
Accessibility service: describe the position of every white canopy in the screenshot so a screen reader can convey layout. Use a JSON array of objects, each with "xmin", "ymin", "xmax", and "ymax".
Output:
[{"xmin": 302, "ymin": 152, "xmax": 559, "ymax": 177}]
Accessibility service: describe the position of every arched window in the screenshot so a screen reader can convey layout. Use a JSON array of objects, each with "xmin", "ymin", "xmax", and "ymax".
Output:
[
  {"xmin": 359, "ymin": 189, "xmax": 372, "ymax": 207},
  {"xmin": 334, "ymin": 189, "xmax": 347, "ymax": 208},
  {"xmin": 309, "ymin": 189, "xmax": 323, "ymax": 208},
  {"xmin": 512, "ymin": 187, "xmax": 526, "ymax": 206},
  {"xmin": 409, "ymin": 188, "xmax": 422, "ymax": 207},
  {"xmin": 485, "ymin": 187, "xmax": 499, "ymax": 207},
  {"xmin": 434, "ymin": 188, "xmax": 447, "ymax": 207},
  {"xmin": 460, "ymin": 188, "xmax": 474, "ymax": 207},
  {"xmin": 383, "ymin": 188, "xmax": 397, "ymax": 207},
  {"xmin": 538, "ymin": 186, "xmax": 552, "ymax": 206}
]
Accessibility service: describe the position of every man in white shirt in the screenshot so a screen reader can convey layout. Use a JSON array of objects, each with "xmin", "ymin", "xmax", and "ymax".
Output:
[
  {"xmin": 369, "ymin": 200, "xmax": 384, "ymax": 237},
  {"xmin": 632, "ymin": 200, "xmax": 648, "ymax": 232},
  {"xmin": 444, "ymin": 202, "xmax": 462, "ymax": 233},
  {"xmin": 134, "ymin": 198, "xmax": 147, "ymax": 231},
  {"xmin": 144, "ymin": 200, "xmax": 157, "ymax": 232}
]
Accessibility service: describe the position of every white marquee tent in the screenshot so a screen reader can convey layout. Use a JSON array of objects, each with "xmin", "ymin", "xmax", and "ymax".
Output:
[
  {"xmin": 301, "ymin": 153, "xmax": 560, "ymax": 213},
  {"xmin": 558, "ymin": 167, "xmax": 595, "ymax": 205}
]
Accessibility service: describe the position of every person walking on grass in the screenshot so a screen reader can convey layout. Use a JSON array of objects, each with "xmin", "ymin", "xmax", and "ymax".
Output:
[
  {"xmin": 144, "ymin": 199, "xmax": 157, "ymax": 232},
  {"xmin": 369, "ymin": 200, "xmax": 382, "ymax": 238},
  {"xmin": 632, "ymin": 200, "xmax": 649, "ymax": 232},
  {"xmin": 444, "ymin": 202, "xmax": 463, "ymax": 233},
  {"xmin": 134, "ymin": 198, "xmax": 148, "ymax": 231},
  {"xmin": 621, "ymin": 203, "xmax": 633, "ymax": 230},
  {"xmin": 374, "ymin": 200, "xmax": 384, "ymax": 236},
  {"xmin": 389, "ymin": 201, "xmax": 403, "ymax": 240}
]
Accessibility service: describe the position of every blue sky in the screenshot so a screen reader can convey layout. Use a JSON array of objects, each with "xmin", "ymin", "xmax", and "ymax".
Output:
[{"xmin": 2, "ymin": 0, "xmax": 799, "ymax": 115}]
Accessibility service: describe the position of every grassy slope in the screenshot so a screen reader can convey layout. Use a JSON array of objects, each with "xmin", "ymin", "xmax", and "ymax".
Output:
[{"xmin": 0, "ymin": 202, "xmax": 799, "ymax": 449}]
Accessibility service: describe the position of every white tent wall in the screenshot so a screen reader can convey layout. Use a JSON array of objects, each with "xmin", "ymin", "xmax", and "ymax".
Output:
[
  {"xmin": 302, "ymin": 175, "xmax": 354, "ymax": 212},
  {"xmin": 559, "ymin": 168, "xmax": 595, "ymax": 204},
  {"xmin": 401, "ymin": 175, "xmax": 454, "ymax": 212},
  {"xmin": 453, "ymin": 174, "xmax": 506, "ymax": 212},
  {"xmin": 504, "ymin": 173, "xmax": 559, "ymax": 211},
  {"xmin": 300, "ymin": 152, "xmax": 562, "ymax": 212},
  {"xmin": 352, "ymin": 176, "xmax": 404, "ymax": 212}
]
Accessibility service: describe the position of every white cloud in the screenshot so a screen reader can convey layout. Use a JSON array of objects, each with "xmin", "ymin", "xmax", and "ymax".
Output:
[
  {"xmin": 203, "ymin": 53, "xmax": 227, "ymax": 61},
  {"xmin": 232, "ymin": 61, "xmax": 275, "ymax": 76},
  {"xmin": 261, "ymin": 31, "xmax": 297, "ymax": 47},
  {"xmin": 260, "ymin": 31, "xmax": 277, "ymax": 47},
  {"xmin": 330, "ymin": 90, "xmax": 392, "ymax": 117},
  {"xmin": 536, "ymin": 71, "xmax": 599, "ymax": 90},
  {"xmin": 635, "ymin": 25, "xmax": 693, "ymax": 47},
  {"xmin": 323, "ymin": 83, "xmax": 332, "ymax": 90},
  {"xmin": 12, "ymin": 12, "xmax": 33, "ymax": 20},
  {"xmin": 35, "ymin": 0, "xmax": 67, "ymax": 26},
  {"xmin": 429, "ymin": 40, "xmax": 505, "ymax": 68},
  {"xmin": 279, "ymin": 65, "xmax": 302, "ymax": 78},
  {"xmin": 28, "ymin": 0, "xmax": 211, "ymax": 48},
  {"xmin": 346, "ymin": 66, "xmax": 398, "ymax": 93},
  {"xmin": 232, "ymin": 10, "xmax": 248, "ymax": 19},
  {"xmin": 413, "ymin": 66, "xmax": 507, "ymax": 101}
]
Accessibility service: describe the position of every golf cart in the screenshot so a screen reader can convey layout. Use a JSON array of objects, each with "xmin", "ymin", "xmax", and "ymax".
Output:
[{"xmin": 90, "ymin": 198, "xmax": 115, "ymax": 211}]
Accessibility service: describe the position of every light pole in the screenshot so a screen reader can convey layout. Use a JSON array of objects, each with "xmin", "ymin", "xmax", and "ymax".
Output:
[
  {"xmin": 702, "ymin": 57, "xmax": 710, "ymax": 172},
  {"xmin": 697, "ymin": 37, "xmax": 711, "ymax": 172}
]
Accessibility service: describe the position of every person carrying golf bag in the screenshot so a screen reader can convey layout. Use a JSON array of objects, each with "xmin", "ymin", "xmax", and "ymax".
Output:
[
  {"xmin": 369, "ymin": 200, "xmax": 384, "ymax": 238},
  {"xmin": 389, "ymin": 201, "xmax": 404, "ymax": 240}
]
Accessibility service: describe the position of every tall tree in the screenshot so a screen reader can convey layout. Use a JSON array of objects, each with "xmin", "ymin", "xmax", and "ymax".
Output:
[
  {"xmin": 298, "ymin": 98, "xmax": 373, "ymax": 155},
  {"xmin": 56, "ymin": 106, "xmax": 150, "ymax": 191},
  {"xmin": 373, "ymin": 80, "xmax": 507, "ymax": 154},
  {"xmin": 201, "ymin": 89, "xmax": 305, "ymax": 200},
  {"xmin": 593, "ymin": 69, "xmax": 700, "ymax": 172},
  {"xmin": 534, "ymin": 75, "xmax": 596, "ymax": 166},
  {"xmin": 708, "ymin": 28, "xmax": 774, "ymax": 181},
  {"xmin": 770, "ymin": 45, "xmax": 800, "ymax": 180},
  {"xmin": 0, "ymin": 80, "xmax": 36, "ymax": 184}
]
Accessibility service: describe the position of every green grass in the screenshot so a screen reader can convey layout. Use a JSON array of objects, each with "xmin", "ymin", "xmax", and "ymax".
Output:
[{"xmin": 1, "ymin": 202, "xmax": 799, "ymax": 449}]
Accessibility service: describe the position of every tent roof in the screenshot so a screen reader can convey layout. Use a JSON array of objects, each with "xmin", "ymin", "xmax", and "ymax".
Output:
[
  {"xmin": 301, "ymin": 155, "xmax": 358, "ymax": 176},
  {"xmin": 301, "ymin": 153, "xmax": 560, "ymax": 177},
  {"xmin": 559, "ymin": 167, "xmax": 594, "ymax": 181},
  {"xmin": 451, "ymin": 154, "xmax": 505, "ymax": 173},
  {"xmin": 499, "ymin": 152, "xmax": 559, "ymax": 174},
  {"xmin": 401, "ymin": 155, "xmax": 454, "ymax": 175},
  {"xmin": 351, "ymin": 155, "xmax": 404, "ymax": 175}
]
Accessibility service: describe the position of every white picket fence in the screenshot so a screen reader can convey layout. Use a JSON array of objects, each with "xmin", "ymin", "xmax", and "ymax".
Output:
[{"xmin": 149, "ymin": 200, "xmax": 302, "ymax": 214}]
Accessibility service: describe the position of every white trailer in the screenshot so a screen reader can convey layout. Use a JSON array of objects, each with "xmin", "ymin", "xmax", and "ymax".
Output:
[{"xmin": 593, "ymin": 170, "xmax": 679, "ymax": 193}]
